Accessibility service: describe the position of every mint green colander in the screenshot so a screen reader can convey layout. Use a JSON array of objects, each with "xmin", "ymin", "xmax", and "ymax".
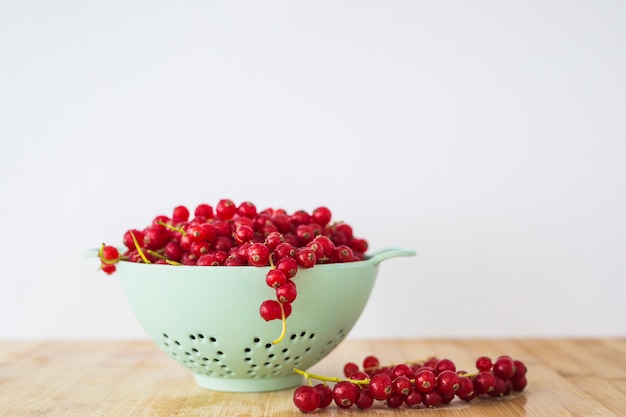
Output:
[{"xmin": 115, "ymin": 248, "xmax": 415, "ymax": 392}]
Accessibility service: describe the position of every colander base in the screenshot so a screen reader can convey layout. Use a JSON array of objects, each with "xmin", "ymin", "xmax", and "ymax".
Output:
[{"xmin": 193, "ymin": 373, "xmax": 303, "ymax": 392}]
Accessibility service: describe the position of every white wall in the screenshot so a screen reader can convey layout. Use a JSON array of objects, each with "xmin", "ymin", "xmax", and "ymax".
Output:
[{"xmin": 1, "ymin": 1, "xmax": 625, "ymax": 340}]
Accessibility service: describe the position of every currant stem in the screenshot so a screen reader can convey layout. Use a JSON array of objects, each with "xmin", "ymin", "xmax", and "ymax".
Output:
[
  {"xmin": 130, "ymin": 231, "xmax": 151, "ymax": 264},
  {"xmin": 292, "ymin": 368, "xmax": 370, "ymax": 386},
  {"xmin": 156, "ymin": 220, "xmax": 187, "ymax": 235},
  {"xmin": 146, "ymin": 249, "xmax": 182, "ymax": 266},
  {"xmin": 272, "ymin": 302, "xmax": 287, "ymax": 345}
]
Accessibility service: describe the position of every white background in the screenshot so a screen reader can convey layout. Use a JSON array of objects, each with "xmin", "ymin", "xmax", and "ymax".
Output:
[{"xmin": 1, "ymin": 1, "xmax": 625, "ymax": 340}]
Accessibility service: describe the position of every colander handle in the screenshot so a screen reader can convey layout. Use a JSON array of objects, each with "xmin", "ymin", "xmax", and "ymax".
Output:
[{"xmin": 367, "ymin": 248, "xmax": 416, "ymax": 265}]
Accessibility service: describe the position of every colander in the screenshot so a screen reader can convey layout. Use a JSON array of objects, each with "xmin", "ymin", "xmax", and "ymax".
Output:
[{"xmin": 114, "ymin": 247, "xmax": 415, "ymax": 392}]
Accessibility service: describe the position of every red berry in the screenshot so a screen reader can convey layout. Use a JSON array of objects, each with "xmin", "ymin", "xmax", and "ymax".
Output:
[
  {"xmin": 475, "ymin": 356, "xmax": 492, "ymax": 372},
  {"xmin": 436, "ymin": 370, "xmax": 460, "ymax": 395},
  {"xmin": 100, "ymin": 245, "xmax": 119, "ymax": 263},
  {"xmin": 355, "ymin": 389, "xmax": 374, "ymax": 409},
  {"xmin": 414, "ymin": 368, "xmax": 436, "ymax": 393},
  {"xmin": 422, "ymin": 390, "xmax": 442, "ymax": 408},
  {"xmin": 368, "ymin": 373, "xmax": 392, "ymax": 400},
  {"xmin": 290, "ymin": 210, "xmax": 311, "ymax": 226},
  {"xmin": 363, "ymin": 355, "xmax": 380, "ymax": 371},
  {"xmin": 172, "ymin": 205, "xmax": 190, "ymax": 222},
  {"xmin": 194, "ymin": 203, "xmax": 214, "ymax": 219},
  {"xmin": 456, "ymin": 376, "xmax": 476, "ymax": 401},
  {"xmin": 333, "ymin": 245, "xmax": 354, "ymax": 262},
  {"xmin": 295, "ymin": 247, "xmax": 316, "ymax": 268},
  {"xmin": 186, "ymin": 224, "xmax": 206, "ymax": 243},
  {"xmin": 234, "ymin": 225, "xmax": 255, "ymax": 244},
  {"xmin": 493, "ymin": 356, "xmax": 516, "ymax": 380},
  {"xmin": 332, "ymin": 381, "xmax": 358, "ymax": 408},
  {"xmin": 190, "ymin": 241, "xmax": 210, "ymax": 258},
  {"xmin": 392, "ymin": 375, "xmax": 412, "ymax": 396},
  {"xmin": 386, "ymin": 393, "xmax": 405, "ymax": 408},
  {"xmin": 247, "ymin": 243, "xmax": 270, "ymax": 267},
  {"xmin": 404, "ymin": 388, "xmax": 423, "ymax": 408},
  {"xmin": 391, "ymin": 363, "xmax": 413, "ymax": 379},
  {"xmin": 264, "ymin": 231, "xmax": 284, "ymax": 251},
  {"xmin": 312, "ymin": 206, "xmax": 332, "ymax": 226},
  {"xmin": 512, "ymin": 375, "xmax": 527, "ymax": 392},
  {"xmin": 237, "ymin": 201, "xmax": 257, "ymax": 218},
  {"xmin": 123, "ymin": 229, "xmax": 144, "ymax": 250},
  {"xmin": 434, "ymin": 358, "xmax": 456, "ymax": 375},
  {"xmin": 259, "ymin": 300, "xmax": 282, "ymax": 321},
  {"xmin": 276, "ymin": 281, "xmax": 297, "ymax": 303},
  {"xmin": 293, "ymin": 385, "xmax": 320, "ymax": 413},
  {"xmin": 314, "ymin": 384, "xmax": 333, "ymax": 409},
  {"xmin": 273, "ymin": 242, "xmax": 296, "ymax": 260},
  {"xmin": 473, "ymin": 371, "xmax": 497, "ymax": 395},
  {"xmin": 265, "ymin": 269, "xmax": 287, "ymax": 289},
  {"xmin": 101, "ymin": 264, "xmax": 116, "ymax": 274},
  {"xmin": 215, "ymin": 199, "xmax": 236, "ymax": 220},
  {"xmin": 196, "ymin": 252, "xmax": 221, "ymax": 266},
  {"xmin": 276, "ymin": 257, "xmax": 298, "ymax": 279},
  {"xmin": 343, "ymin": 362, "xmax": 360, "ymax": 378}
]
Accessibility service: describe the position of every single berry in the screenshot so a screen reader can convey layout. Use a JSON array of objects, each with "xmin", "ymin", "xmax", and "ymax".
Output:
[
  {"xmin": 363, "ymin": 355, "xmax": 380, "ymax": 371},
  {"xmin": 368, "ymin": 373, "xmax": 393, "ymax": 400},
  {"xmin": 194, "ymin": 203, "xmax": 214, "ymax": 219},
  {"xmin": 312, "ymin": 206, "xmax": 332, "ymax": 226},
  {"xmin": 259, "ymin": 300, "xmax": 282, "ymax": 321},
  {"xmin": 456, "ymin": 376, "xmax": 476, "ymax": 401},
  {"xmin": 343, "ymin": 362, "xmax": 360, "ymax": 378},
  {"xmin": 435, "ymin": 369, "xmax": 460, "ymax": 395},
  {"xmin": 332, "ymin": 381, "xmax": 359, "ymax": 408},
  {"xmin": 314, "ymin": 384, "xmax": 333, "ymax": 409},
  {"xmin": 276, "ymin": 257, "xmax": 298, "ymax": 279},
  {"xmin": 414, "ymin": 368, "xmax": 436, "ymax": 393},
  {"xmin": 247, "ymin": 242, "xmax": 270, "ymax": 266},
  {"xmin": 473, "ymin": 371, "xmax": 497, "ymax": 395},
  {"xmin": 293, "ymin": 385, "xmax": 320, "ymax": 413},
  {"xmin": 355, "ymin": 389, "xmax": 374, "ymax": 409},
  {"xmin": 276, "ymin": 281, "xmax": 297, "ymax": 304},
  {"xmin": 172, "ymin": 205, "xmax": 190, "ymax": 222},
  {"xmin": 265, "ymin": 269, "xmax": 287, "ymax": 289},
  {"xmin": 215, "ymin": 199, "xmax": 237, "ymax": 220},
  {"xmin": 476, "ymin": 355, "xmax": 493, "ymax": 372},
  {"xmin": 493, "ymin": 356, "xmax": 516, "ymax": 380}
]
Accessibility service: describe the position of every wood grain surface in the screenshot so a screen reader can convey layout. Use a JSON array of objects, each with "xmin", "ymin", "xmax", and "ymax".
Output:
[{"xmin": 1, "ymin": 339, "xmax": 625, "ymax": 416}]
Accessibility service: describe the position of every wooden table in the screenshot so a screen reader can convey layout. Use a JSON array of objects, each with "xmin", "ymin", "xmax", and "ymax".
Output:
[{"xmin": 1, "ymin": 339, "xmax": 624, "ymax": 416}]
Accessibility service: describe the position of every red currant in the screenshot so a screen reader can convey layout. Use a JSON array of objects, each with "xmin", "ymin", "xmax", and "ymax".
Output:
[
  {"xmin": 215, "ymin": 199, "xmax": 237, "ymax": 220},
  {"xmin": 293, "ymin": 385, "xmax": 320, "ymax": 413},
  {"xmin": 332, "ymin": 381, "xmax": 358, "ymax": 408}
]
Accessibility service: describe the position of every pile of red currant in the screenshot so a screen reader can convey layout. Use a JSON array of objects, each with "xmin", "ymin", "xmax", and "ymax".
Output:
[
  {"xmin": 97, "ymin": 199, "xmax": 368, "ymax": 343},
  {"xmin": 292, "ymin": 354, "xmax": 527, "ymax": 412}
]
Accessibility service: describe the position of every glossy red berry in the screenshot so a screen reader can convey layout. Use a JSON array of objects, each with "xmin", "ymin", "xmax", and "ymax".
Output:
[
  {"xmin": 314, "ymin": 384, "xmax": 333, "ymax": 409},
  {"xmin": 265, "ymin": 269, "xmax": 287, "ymax": 289},
  {"xmin": 276, "ymin": 257, "xmax": 298, "ymax": 279},
  {"xmin": 368, "ymin": 373, "xmax": 392, "ymax": 400},
  {"xmin": 414, "ymin": 368, "xmax": 436, "ymax": 393},
  {"xmin": 215, "ymin": 199, "xmax": 237, "ymax": 220},
  {"xmin": 172, "ymin": 205, "xmax": 190, "ymax": 222},
  {"xmin": 194, "ymin": 203, "xmax": 214, "ymax": 219},
  {"xmin": 332, "ymin": 381, "xmax": 358, "ymax": 408},
  {"xmin": 362, "ymin": 355, "xmax": 380, "ymax": 371},
  {"xmin": 259, "ymin": 300, "xmax": 282, "ymax": 321},
  {"xmin": 247, "ymin": 243, "xmax": 270, "ymax": 267},
  {"xmin": 475, "ymin": 356, "xmax": 492, "ymax": 372},
  {"xmin": 293, "ymin": 385, "xmax": 320, "ymax": 413},
  {"xmin": 311, "ymin": 206, "xmax": 332, "ymax": 226},
  {"xmin": 276, "ymin": 281, "xmax": 297, "ymax": 304}
]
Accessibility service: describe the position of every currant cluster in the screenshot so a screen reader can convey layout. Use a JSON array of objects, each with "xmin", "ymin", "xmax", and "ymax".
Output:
[
  {"xmin": 292, "ymin": 354, "xmax": 527, "ymax": 412},
  {"xmin": 97, "ymin": 199, "xmax": 368, "ymax": 343}
]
